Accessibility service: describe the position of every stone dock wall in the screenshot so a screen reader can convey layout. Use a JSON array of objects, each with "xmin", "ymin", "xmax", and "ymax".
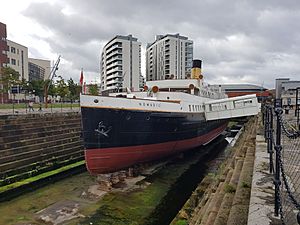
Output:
[
  {"xmin": 0, "ymin": 112, "xmax": 84, "ymax": 188},
  {"xmin": 171, "ymin": 116, "xmax": 257, "ymax": 225}
]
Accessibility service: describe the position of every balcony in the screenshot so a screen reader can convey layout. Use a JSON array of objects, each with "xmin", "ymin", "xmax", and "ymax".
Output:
[
  {"xmin": 106, "ymin": 55, "xmax": 122, "ymax": 64},
  {"xmin": 107, "ymin": 66, "xmax": 122, "ymax": 74},
  {"xmin": 106, "ymin": 60, "xmax": 122, "ymax": 70},
  {"xmin": 106, "ymin": 72, "xmax": 123, "ymax": 80},
  {"xmin": 106, "ymin": 42, "xmax": 122, "ymax": 53},
  {"xmin": 106, "ymin": 78, "xmax": 123, "ymax": 85},
  {"xmin": 106, "ymin": 49, "xmax": 122, "ymax": 59}
]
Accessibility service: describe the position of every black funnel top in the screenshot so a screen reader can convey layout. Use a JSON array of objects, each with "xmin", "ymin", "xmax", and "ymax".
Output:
[{"xmin": 192, "ymin": 59, "xmax": 202, "ymax": 68}]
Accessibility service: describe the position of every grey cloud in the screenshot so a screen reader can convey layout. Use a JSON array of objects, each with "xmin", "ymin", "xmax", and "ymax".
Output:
[{"xmin": 22, "ymin": 0, "xmax": 300, "ymax": 87}]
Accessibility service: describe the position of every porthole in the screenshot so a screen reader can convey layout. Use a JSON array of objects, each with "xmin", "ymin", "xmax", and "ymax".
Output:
[
  {"xmin": 94, "ymin": 99, "xmax": 99, "ymax": 103},
  {"xmin": 146, "ymin": 116, "xmax": 150, "ymax": 121},
  {"xmin": 126, "ymin": 114, "xmax": 131, "ymax": 120}
]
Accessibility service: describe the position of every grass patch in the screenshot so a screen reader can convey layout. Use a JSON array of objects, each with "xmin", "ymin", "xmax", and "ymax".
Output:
[
  {"xmin": 241, "ymin": 181, "xmax": 251, "ymax": 188},
  {"xmin": 224, "ymin": 184, "xmax": 236, "ymax": 193},
  {"xmin": 0, "ymin": 160, "xmax": 85, "ymax": 193},
  {"xmin": 175, "ymin": 219, "xmax": 188, "ymax": 225},
  {"xmin": 0, "ymin": 172, "xmax": 94, "ymax": 225},
  {"xmin": 228, "ymin": 121, "xmax": 238, "ymax": 128}
]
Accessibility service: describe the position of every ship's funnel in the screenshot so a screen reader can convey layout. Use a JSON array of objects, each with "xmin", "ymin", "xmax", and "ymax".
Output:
[{"xmin": 191, "ymin": 59, "xmax": 203, "ymax": 79}]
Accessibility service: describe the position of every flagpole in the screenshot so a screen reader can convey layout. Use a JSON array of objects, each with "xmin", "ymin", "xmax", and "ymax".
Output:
[{"xmin": 80, "ymin": 68, "xmax": 84, "ymax": 94}]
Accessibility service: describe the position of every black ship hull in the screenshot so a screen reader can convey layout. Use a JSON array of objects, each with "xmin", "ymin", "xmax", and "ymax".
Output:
[{"xmin": 81, "ymin": 107, "xmax": 228, "ymax": 174}]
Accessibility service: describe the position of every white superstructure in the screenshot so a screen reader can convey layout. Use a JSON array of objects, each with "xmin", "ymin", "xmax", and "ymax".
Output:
[
  {"xmin": 81, "ymin": 78, "xmax": 259, "ymax": 121},
  {"xmin": 146, "ymin": 33, "xmax": 193, "ymax": 81},
  {"xmin": 100, "ymin": 35, "xmax": 142, "ymax": 93}
]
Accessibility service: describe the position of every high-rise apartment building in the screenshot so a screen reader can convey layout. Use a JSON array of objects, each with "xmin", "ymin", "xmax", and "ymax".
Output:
[
  {"xmin": 7, "ymin": 40, "xmax": 28, "ymax": 81},
  {"xmin": 100, "ymin": 35, "xmax": 141, "ymax": 93},
  {"xmin": 146, "ymin": 33, "xmax": 193, "ymax": 81}
]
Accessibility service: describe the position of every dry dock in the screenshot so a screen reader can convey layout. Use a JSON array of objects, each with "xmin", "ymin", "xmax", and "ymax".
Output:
[{"xmin": 0, "ymin": 111, "xmax": 286, "ymax": 225}]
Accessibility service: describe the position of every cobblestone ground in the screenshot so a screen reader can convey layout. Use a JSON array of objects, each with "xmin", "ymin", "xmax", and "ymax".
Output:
[{"xmin": 280, "ymin": 109, "xmax": 300, "ymax": 224}]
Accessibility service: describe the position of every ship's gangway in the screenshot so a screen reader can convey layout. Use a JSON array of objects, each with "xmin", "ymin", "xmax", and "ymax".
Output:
[{"xmin": 204, "ymin": 94, "xmax": 260, "ymax": 121}]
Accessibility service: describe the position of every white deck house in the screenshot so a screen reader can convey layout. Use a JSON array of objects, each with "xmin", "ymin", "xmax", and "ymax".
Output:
[{"xmin": 204, "ymin": 94, "xmax": 260, "ymax": 121}]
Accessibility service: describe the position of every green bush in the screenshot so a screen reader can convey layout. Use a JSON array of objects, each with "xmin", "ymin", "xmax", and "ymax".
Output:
[
  {"xmin": 241, "ymin": 181, "xmax": 251, "ymax": 188},
  {"xmin": 175, "ymin": 219, "xmax": 188, "ymax": 225},
  {"xmin": 224, "ymin": 184, "xmax": 236, "ymax": 193}
]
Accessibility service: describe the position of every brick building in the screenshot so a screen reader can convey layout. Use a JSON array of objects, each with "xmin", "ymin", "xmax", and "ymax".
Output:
[{"xmin": 0, "ymin": 22, "xmax": 9, "ymax": 103}]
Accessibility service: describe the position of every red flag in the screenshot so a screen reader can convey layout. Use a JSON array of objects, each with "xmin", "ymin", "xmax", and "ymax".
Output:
[{"xmin": 79, "ymin": 69, "xmax": 83, "ymax": 86}]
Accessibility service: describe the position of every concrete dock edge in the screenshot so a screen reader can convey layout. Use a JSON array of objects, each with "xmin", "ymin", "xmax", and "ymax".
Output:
[{"xmin": 247, "ymin": 134, "xmax": 280, "ymax": 224}]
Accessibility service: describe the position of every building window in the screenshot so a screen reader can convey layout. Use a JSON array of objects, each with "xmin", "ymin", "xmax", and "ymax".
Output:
[
  {"xmin": 11, "ymin": 47, "xmax": 16, "ymax": 53},
  {"xmin": 11, "ymin": 58, "xmax": 16, "ymax": 65}
]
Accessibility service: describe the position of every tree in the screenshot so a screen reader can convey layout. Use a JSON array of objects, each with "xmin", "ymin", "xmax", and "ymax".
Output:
[
  {"xmin": 0, "ymin": 67, "xmax": 20, "ymax": 103},
  {"xmin": 56, "ymin": 76, "xmax": 69, "ymax": 102},
  {"xmin": 45, "ymin": 79, "xmax": 57, "ymax": 97},
  {"xmin": 43, "ymin": 79, "xmax": 57, "ymax": 104},
  {"xmin": 67, "ymin": 78, "xmax": 80, "ymax": 101},
  {"xmin": 19, "ymin": 78, "xmax": 29, "ymax": 91},
  {"xmin": 88, "ymin": 84, "xmax": 99, "ymax": 95},
  {"xmin": 28, "ymin": 79, "xmax": 45, "ymax": 102},
  {"xmin": 0, "ymin": 67, "xmax": 20, "ymax": 91}
]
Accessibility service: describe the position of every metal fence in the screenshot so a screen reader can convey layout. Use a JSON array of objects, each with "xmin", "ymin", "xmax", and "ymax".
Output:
[{"xmin": 263, "ymin": 101, "xmax": 300, "ymax": 224}]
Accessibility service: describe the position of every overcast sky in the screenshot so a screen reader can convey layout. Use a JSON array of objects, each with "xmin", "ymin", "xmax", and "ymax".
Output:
[{"xmin": 1, "ymin": 0, "xmax": 300, "ymax": 88}]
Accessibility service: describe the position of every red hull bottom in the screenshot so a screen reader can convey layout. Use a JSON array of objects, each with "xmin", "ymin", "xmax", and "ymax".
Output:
[{"xmin": 85, "ymin": 123, "xmax": 228, "ymax": 175}]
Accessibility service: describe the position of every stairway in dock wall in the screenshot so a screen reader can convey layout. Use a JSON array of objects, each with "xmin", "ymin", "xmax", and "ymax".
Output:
[{"xmin": 0, "ymin": 112, "xmax": 84, "ymax": 187}]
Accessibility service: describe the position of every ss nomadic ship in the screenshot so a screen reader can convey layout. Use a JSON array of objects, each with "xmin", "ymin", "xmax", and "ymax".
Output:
[{"xmin": 80, "ymin": 60, "xmax": 257, "ymax": 175}]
